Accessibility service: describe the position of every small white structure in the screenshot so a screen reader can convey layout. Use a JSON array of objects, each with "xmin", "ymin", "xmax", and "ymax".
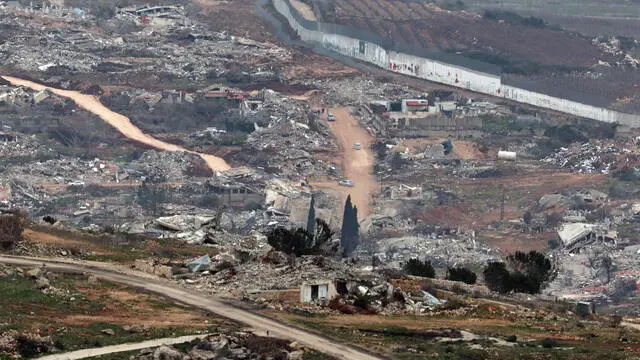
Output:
[
  {"xmin": 497, "ymin": 150, "xmax": 517, "ymax": 161},
  {"xmin": 300, "ymin": 280, "xmax": 338, "ymax": 302}
]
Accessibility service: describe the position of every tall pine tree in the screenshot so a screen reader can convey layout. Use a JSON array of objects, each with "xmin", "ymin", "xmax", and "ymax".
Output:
[
  {"xmin": 306, "ymin": 194, "xmax": 316, "ymax": 243},
  {"xmin": 340, "ymin": 195, "xmax": 353, "ymax": 255},
  {"xmin": 340, "ymin": 195, "xmax": 360, "ymax": 256}
]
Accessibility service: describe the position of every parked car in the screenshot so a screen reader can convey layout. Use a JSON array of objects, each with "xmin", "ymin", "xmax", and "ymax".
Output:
[
  {"xmin": 353, "ymin": 143, "xmax": 361, "ymax": 150},
  {"xmin": 327, "ymin": 113, "xmax": 336, "ymax": 121},
  {"xmin": 338, "ymin": 179, "xmax": 354, "ymax": 187}
]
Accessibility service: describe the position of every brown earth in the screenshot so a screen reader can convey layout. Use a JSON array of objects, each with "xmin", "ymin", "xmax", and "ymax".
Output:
[
  {"xmin": 313, "ymin": 107, "xmax": 377, "ymax": 219},
  {"xmin": 2, "ymin": 76, "xmax": 231, "ymax": 171},
  {"xmin": 324, "ymin": 0, "xmax": 610, "ymax": 66}
]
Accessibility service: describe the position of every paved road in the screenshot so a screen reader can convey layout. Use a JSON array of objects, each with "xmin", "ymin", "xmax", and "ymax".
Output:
[
  {"xmin": 0, "ymin": 76, "xmax": 230, "ymax": 171},
  {"xmin": 0, "ymin": 255, "xmax": 382, "ymax": 360},
  {"xmin": 37, "ymin": 334, "xmax": 211, "ymax": 360},
  {"xmin": 320, "ymin": 107, "xmax": 376, "ymax": 218}
]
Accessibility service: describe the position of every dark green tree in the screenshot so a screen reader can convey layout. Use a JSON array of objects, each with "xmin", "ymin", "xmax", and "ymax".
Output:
[
  {"xmin": 340, "ymin": 195, "xmax": 360, "ymax": 256},
  {"xmin": 267, "ymin": 218, "xmax": 334, "ymax": 256},
  {"xmin": 267, "ymin": 227, "xmax": 312, "ymax": 256},
  {"xmin": 507, "ymin": 251, "xmax": 556, "ymax": 294},
  {"xmin": 484, "ymin": 251, "xmax": 557, "ymax": 294},
  {"xmin": 403, "ymin": 258, "xmax": 435, "ymax": 278},
  {"xmin": 483, "ymin": 262, "xmax": 512, "ymax": 293},
  {"xmin": 447, "ymin": 267, "xmax": 477, "ymax": 284},
  {"xmin": 306, "ymin": 195, "xmax": 316, "ymax": 238},
  {"xmin": 313, "ymin": 218, "xmax": 334, "ymax": 247}
]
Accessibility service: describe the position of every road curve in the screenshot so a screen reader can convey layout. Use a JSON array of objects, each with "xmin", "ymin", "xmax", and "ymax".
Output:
[
  {"xmin": 1, "ymin": 76, "xmax": 231, "ymax": 172},
  {"xmin": 0, "ymin": 255, "xmax": 383, "ymax": 360},
  {"xmin": 37, "ymin": 334, "xmax": 211, "ymax": 360}
]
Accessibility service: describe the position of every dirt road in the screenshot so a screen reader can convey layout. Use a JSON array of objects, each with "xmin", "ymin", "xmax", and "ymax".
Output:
[
  {"xmin": 38, "ymin": 334, "xmax": 212, "ymax": 360},
  {"xmin": 0, "ymin": 255, "xmax": 382, "ymax": 360},
  {"xmin": 320, "ymin": 107, "xmax": 376, "ymax": 218},
  {"xmin": 1, "ymin": 76, "xmax": 230, "ymax": 172}
]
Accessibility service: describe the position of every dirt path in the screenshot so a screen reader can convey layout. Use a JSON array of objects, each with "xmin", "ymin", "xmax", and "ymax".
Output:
[
  {"xmin": 37, "ymin": 334, "xmax": 212, "ymax": 360},
  {"xmin": 318, "ymin": 107, "xmax": 376, "ymax": 219},
  {"xmin": 0, "ymin": 255, "xmax": 382, "ymax": 360},
  {"xmin": 1, "ymin": 76, "xmax": 230, "ymax": 172}
]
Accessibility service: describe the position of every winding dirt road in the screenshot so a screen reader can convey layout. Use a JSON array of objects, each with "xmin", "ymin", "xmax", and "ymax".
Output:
[
  {"xmin": 320, "ymin": 107, "xmax": 376, "ymax": 219},
  {"xmin": 1, "ymin": 76, "xmax": 230, "ymax": 171},
  {"xmin": 0, "ymin": 255, "xmax": 382, "ymax": 360}
]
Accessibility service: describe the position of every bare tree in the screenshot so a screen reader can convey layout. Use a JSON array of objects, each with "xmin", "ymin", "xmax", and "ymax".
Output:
[
  {"xmin": 598, "ymin": 254, "xmax": 614, "ymax": 284},
  {"xmin": 586, "ymin": 247, "xmax": 603, "ymax": 279}
]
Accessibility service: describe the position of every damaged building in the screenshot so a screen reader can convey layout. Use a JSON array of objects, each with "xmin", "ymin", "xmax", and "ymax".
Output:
[{"xmin": 366, "ymin": 98, "xmax": 482, "ymax": 138}]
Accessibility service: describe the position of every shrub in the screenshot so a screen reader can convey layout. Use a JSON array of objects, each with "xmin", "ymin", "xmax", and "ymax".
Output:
[
  {"xmin": 484, "ymin": 251, "xmax": 557, "ymax": 294},
  {"xmin": 403, "ymin": 258, "xmax": 435, "ymax": 278},
  {"xmin": 541, "ymin": 337, "xmax": 557, "ymax": 348},
  {"xmin": 506, "ymin": 335, "xmax": 517, "ymax": 342},
  {"xmin": 484, "ymin": 262, "xmax": 512, "ymax": 293},
  {"xmin": 353, "ymin": 294, "xmax": 373, "ymax": 311},
  {"xmin": 447, "ymin": 267, "xmax": 477, "ymax": 284}
]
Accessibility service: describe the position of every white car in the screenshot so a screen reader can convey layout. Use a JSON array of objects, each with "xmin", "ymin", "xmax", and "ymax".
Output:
[
  {"xmin": 338, "ymin": 179, "xmax": 354, "ymax": 187},
  {"xmin": 353, "ymin": 143, "xmax": 361, "ymax": 150},
  {"xmin": 327, "ymin": 113, "xmax": 336, "ymax": 121}
]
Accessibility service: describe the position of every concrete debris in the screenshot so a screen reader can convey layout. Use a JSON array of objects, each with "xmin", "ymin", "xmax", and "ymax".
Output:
[
  {"xmin": 0, "ymin": 330, "xmax": 55, "ymax": 358},
  {"xmin": 542, "ymin": 142, "xmax": 629, "ymax": 174},
  {"xmin": 188, "ymin": 255, "xmax": 212, "ymax": 273},
  {"xmin": 0, "ymin": 3, "xmax": 291, "ymax": 81},
  {"xmin": 130, "ymin": 332, "xmax": 308, "ymax": 360},
  {"xmin": 155, "ymin": 215, "xmax": 215, "ymax": 232},
  {"xmin": 374, "ymin": 235, "xmax": 496, "ymax": 269}
]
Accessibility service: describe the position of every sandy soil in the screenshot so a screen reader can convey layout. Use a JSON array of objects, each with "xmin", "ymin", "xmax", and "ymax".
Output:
[
  {"xmin": 1, "ymin": 76, "xmax": 230, "ymax": 171},
  {"xmin": 315, "ymin": 107, "xmax": 377, "ymax": 219}
]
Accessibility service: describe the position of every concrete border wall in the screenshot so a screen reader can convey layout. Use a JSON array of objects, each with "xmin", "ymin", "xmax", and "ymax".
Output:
[{"xmin": 272, "ymin": 0, "xmax": 640, "ymax": 127}]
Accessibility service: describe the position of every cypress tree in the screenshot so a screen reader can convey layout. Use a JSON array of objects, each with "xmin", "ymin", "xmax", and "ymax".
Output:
[
  {"xmin": 341, "ymin": 195, "xmax": 353, "ymax": 255},
  {"xmin": 306, "ymin": 195, "xmax": 316, "ymax": 242}
]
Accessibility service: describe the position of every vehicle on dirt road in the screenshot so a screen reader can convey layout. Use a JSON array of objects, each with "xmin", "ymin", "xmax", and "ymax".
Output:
[
  {"xmin": 327, "ymin": 113, "xmax": 336, "ymax": 121},
  {"xmin": 338, "ymin": 179, "xmax": 354, "ymax": 187},
  {"xmin": 353, "ymin": 143, "xmax": 361, "ymax": 150}
]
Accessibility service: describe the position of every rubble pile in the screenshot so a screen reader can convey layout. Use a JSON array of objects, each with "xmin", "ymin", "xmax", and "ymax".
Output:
[
  {"xmin": 0, "ymin": 330, "xmax": 55, "ymax": 358},
  {"xmin": 542, "ymin": 142, "xmax": 628, "ymax": 174},
  {"xmin": 179, "ymin": 253, "xmax": 359, "ymax": 295},
  {"xmin": 244, "ymin": 91, "xmax": 338, "ymax": 178},
  {"xmin": 131, "ymin": 333, "xmax": 309, "ymax": 360},
  {"xmin": 0, "ymin": 4, "xmax": 291, "ymax": 81},
  {"xmin": 2, "ymin": 156, "xmax": 119, "ymax": 186},
  {"xmin": 129, "ymin": 150, "xmax": 202, "ymax": 182},
  {"xmin": 307, "ymin": 77, "xmax": 422, "ymax": 106},
  {"xmin": 0, "ymin": 133, "xmax": 51, "ymax": 157},
  {"xmin": 375, "ymin": 235, "xmax": 499, "ymax": 269}
]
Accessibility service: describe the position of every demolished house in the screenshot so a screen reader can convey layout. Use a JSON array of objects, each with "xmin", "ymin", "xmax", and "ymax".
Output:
[{"xmin": 558, "ymin": 222, "xmax": 618, "ymax": 252}]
